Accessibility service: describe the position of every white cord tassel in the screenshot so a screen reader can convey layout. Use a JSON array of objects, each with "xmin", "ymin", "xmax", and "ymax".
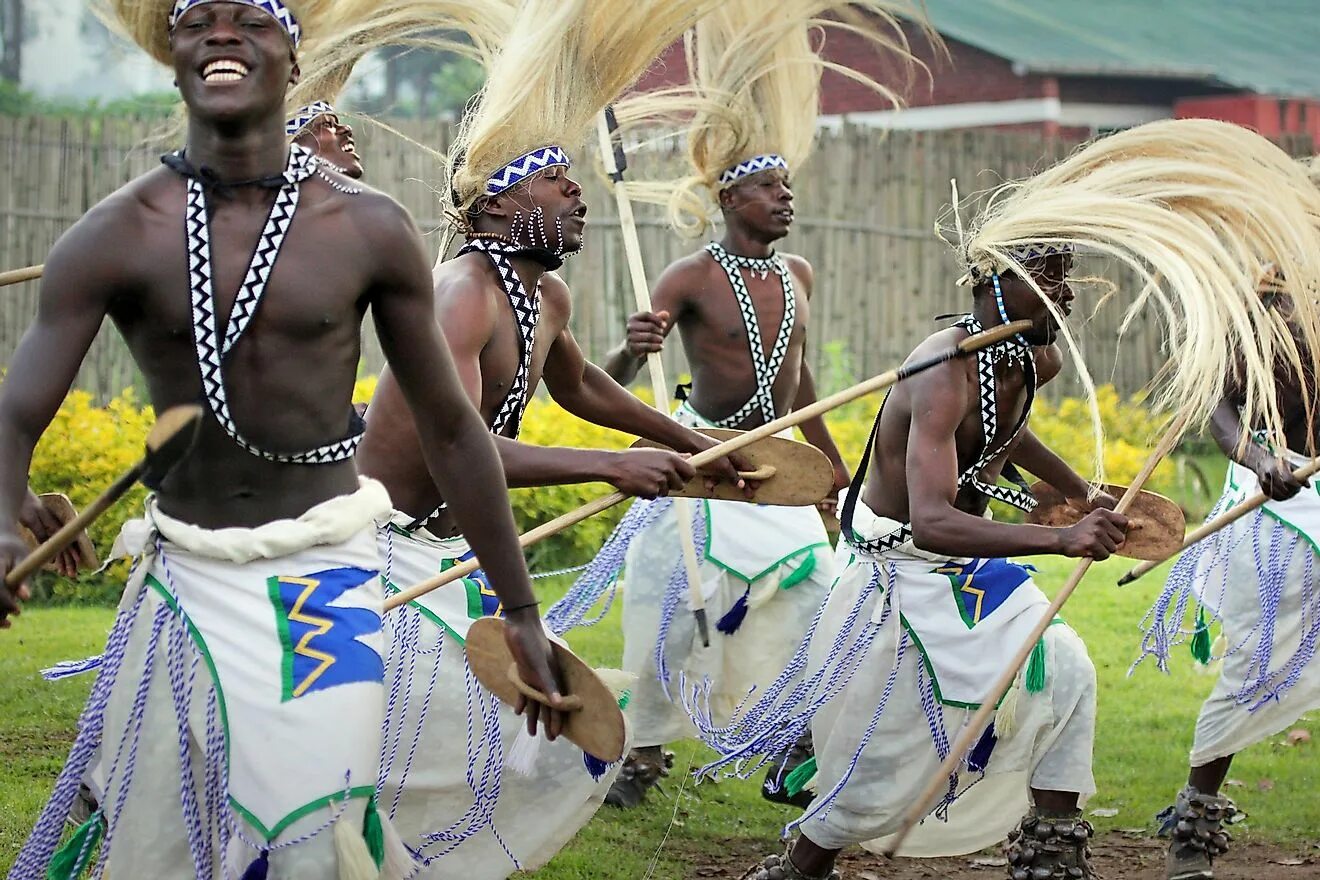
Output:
[
  {"xmin": 377, "ymin": 809, "xmax": 419, "ymax": 879},
  {"xmin": 995, "ymin": 679, "xmax": 1022, "ymax": 741},
  {"xmin": 504, "ymin": 727, "xmax": 544, "ymax": 778},
  {"xmin": 332, "ymin": 813, "xmax": 378, "ymax": 880}
]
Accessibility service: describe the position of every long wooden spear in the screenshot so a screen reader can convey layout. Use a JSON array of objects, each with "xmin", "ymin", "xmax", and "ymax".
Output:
[
  {"xmin": 1117, "ymin": 456, "xmax": 1320, "ymax": 586},
  {"xmin": 594, "ymin": 107, "xmax": 713, "ymax": 646},
  {"xmin": 383, "ymin": 319, "xmax": 1033, "ymax": 612},
  {"xmin": 883, "ymin": 414, "xmax": 1188, "ymax": 856}
]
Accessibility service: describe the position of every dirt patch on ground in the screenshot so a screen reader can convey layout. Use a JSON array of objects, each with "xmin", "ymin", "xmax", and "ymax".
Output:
[{"xmin": 685, "ymin": 833, "xmax": 1320, "ymax": 879}]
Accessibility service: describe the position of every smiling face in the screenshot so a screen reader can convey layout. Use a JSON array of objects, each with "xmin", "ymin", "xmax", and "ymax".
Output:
[
  {"xmin": 719, "ymin": 168, "xmax": 794, "ymax": 242},
  {"xmin": 996, "ymin": 252, "xmax": 1075, "ymax": 345},
  {"xmin": 294, "ymin": 113, "xmax": 364, "ymax": 179},
  {"xmin": 170, "ymin": 2, "xmax": 297, "ymax": 126}
]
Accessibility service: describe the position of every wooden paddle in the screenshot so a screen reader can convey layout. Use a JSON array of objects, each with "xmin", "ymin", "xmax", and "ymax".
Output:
[
  {"xmin": 1117, "ymin": 456, "xmax": 1320, "ymax": 586},
  {"xmin": 0, "ymin": 265, "xmax": 42, "ymax": 288},
  {"xmin": 630, "ymin": 428, "xmax": 834, "ymax": 506},
  {"xmin": 883, "ymin": 415, "xmax": 1188, "ymax": 857},
  {"xmin": 596, "ymin": 107, "xmax": 714, "ymax": 645},
  {"xmin": 465, "ymin": 617, "xmax": 628, "ymax": 761},
  {"xmin": 5, "ymin": 405, "xmax": 204, "ymax": 589},
  {"xmin": 1027, "ymin": 480, "xmax": 1185, "ymax": 561},
  {"xmin": 383, "ymin": 319, "xmax": 1035, "ymax": 612}
]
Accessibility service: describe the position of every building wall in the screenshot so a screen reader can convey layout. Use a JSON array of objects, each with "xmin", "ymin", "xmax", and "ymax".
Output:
[
  {"xmin": 1175, "ymin": 94, "xmax": 1320, "ymax": 141},
  {"xmin": 633, "ymin": 19, "xmax": 1287, "ymax": 137},
  {"xmin": 632, "ymin": 23, "xmax": 1167, "ymax": 136},
  {"xmin": 633, "ymin": 20, "xmax": 1053, "ymax": 112}
]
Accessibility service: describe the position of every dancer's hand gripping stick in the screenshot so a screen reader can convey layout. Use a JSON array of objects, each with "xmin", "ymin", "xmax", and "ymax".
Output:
[
  {"xmin": 2, "ymin": 404, "xmax": 204, "ymax": 602},
  {"xmin": 1117, "ymin": 456, "xmax": 1320, "ymax": 586}
]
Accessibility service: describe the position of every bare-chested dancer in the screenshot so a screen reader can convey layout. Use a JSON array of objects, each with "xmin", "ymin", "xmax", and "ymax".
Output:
[
  {"xmin": 351, "ymin": 1, "xmax": 743, "ymax": 875},
  {"xmin": 1, "ymin": 2, "xmax": 563, "ymax": 876},
  {"xmin": 561, "ymin": 0, "xmax": 920, "ymax": 808},
  {"xmin": 1137, "ymin": 290, "xmax": 1320, "ymax": 880},
  {"xmin": 707, "ymin": 118, "xmax": 1320, "ymax": 880},
  {"xmin": 705, "ymin": 247, "xmax": 1124, "ymax": 880}
]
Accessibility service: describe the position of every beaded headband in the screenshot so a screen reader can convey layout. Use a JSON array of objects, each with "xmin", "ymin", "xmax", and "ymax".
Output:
[
  {"xmin": 484, "ymin": 145, "xmax": 571, "ymax": 197},
  {"xmin": 169, "ymin": 0, "xmax": 302, "ymax": 49},
  {"xmin": 718, "ymin": 153, "xmax": 789, "ymax": 188},
  {"xmin": 285, "ymin": 100, "xmax": 335, "ymax": 138},
  {"xmin": 1002, "ymin": 242, "xmax": 1074, "ymax": 264}
]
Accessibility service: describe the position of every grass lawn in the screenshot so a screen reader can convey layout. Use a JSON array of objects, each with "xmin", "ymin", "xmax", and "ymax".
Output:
[{"xmin": 2, "ymin": 554, "xmax": 1317, "ymax": 877}]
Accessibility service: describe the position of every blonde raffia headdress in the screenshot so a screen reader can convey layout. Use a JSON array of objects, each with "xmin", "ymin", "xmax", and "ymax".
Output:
[
  {"xmin": 101, "ymin": 0, "xmax": 312, "ymax": 67},
  {"xmin": 615, "ymin": 0, "xmax": 933, "ymax": 237},
  {"xmin": 444, "ymin": 0, "xmax": 725, "ymax": 219},
  {"xmin": 945, "ymin": 118, "xmax": 1320, "ymax": 456}
]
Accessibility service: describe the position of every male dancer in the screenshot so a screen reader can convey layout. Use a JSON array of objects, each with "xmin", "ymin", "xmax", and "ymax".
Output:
[
  {"xmin": 286, "ymin": 101, "xmax": 362, "ymax": 179},
  {"xmin": 0, "ymin": 1, "xmax": 563, "ymax": 875},
  {"xmin": 352, "ymin": 0, "xmax": 734, "ymax": 875},
  {"xmin": 704, "ymin": 115, "xmax": 1320, "ymax": 880},
  {"xmin": 721, "ymin": 249, "xmax": 1120, "ymax": 880},
  {"xmin": 584, "ymin": 0, "xmax": 918, "ymax": 807},
  {"xmin": 1139, "ymin": 292, "xmax": 1319, "ymax": 880},
  {"xmin": 600, "ymin": 164, "xmax": 848, "ymax": 806}
]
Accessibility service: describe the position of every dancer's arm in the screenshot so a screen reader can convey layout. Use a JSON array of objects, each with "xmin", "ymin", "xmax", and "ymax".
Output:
[
  {"xmin": 1009, "ymin": 429, "xmax": 1116, "ymax": 510},
  {"xmin": 0, "ymin": 206, "xmax": 117, "ymax": 624},
  {"xmin": 600, "ymin": 261, "xmax": 693, "ymax": 385},
  {"xmin": 430, "ymin": 272, "xmax": 702, "ymax": 496},
  {"xmin": 904, "ymin": 358, "xmax": 1126, "ymax": 559},
  {"xmin": 542, "ymin": 279, "xmax": 746, "ymax": 487},
  {"xmin": 1209, "ymin": 392, "xmax": 1306, "ymax": 501}
]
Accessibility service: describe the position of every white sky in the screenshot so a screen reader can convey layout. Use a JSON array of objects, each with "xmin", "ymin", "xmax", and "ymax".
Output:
[{"xmin": 23, "ymin": 0, "xmax": 171, "ymax": 98}]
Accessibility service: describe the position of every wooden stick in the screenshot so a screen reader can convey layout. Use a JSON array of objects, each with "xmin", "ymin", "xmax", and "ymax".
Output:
[
  {"xmin": 1117, "ymin": 456, "xmax": 1320, "ymax": 586},
  {"xmin": 882, "ymin": 414, "xmax": 1188, "ymax": 857},
  {"xmin": 0, "ymin": 265, "xmax": 43, "ymax": 288},
  {"xmin": 383, "ymin": 319, "xmax": 1034, "ymax": 612},
  {"xmin": 595, "ymin": 109, "xmax": 713, "ymax": 645},
  {"xmin": 6, "ymin": 405, "xmax": 203, "ymax": 587}
]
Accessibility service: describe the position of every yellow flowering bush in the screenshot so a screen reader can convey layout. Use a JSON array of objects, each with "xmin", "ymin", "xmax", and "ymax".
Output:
[
  {"xmin": 511, "ymin": 397, "xmax": 635, "ymax": 570},
  {"xmin": 1029, "ymin": 385, "xmax": 1178, "ymax": 498},
  {"xmin": 27, "ymin": 389, "xmax": 153, "ymax": 603},
  {"xmin": 30, "ymin": 389, "xmax": 153, "ymax": 553}
]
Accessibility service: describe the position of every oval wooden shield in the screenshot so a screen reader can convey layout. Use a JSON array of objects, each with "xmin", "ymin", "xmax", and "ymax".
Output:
[
  {"xmin": 1026, "ymin": 481, "xmax": 1185, "ymax": 561},
  {"xmin": 465, "ymin": 617, "xmax": 627, "ymax": 762},
  {"xmin": 629, "ymin": 428, "xmax": 833, "ymax": 506},
  {"xmin": 19, "ymin": 493, "xmax": 99, "ymax": 572}
]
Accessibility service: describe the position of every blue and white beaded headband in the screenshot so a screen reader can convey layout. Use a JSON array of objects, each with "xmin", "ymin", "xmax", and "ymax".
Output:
[
  {"xmin": 285, "ymin": 101, "xmax": 335, "ymax": 138},
  {"xmin": 962, "ymin": 241, "xmax": 1075, "ymax": 284},
  {"xmin": 1002, "ymin": 242, "xmax": 1074, "ymax": 264},
  {"xmin": 718, "ymin": 153, "xmax": 789, "ymax": 188},
  {"xmin": 484, "ymin": 145, "xmax": 571, "ymax": 197},
  {"xmin": 169, "ymin": 0, "xmax": 302, "ymax": 49}
]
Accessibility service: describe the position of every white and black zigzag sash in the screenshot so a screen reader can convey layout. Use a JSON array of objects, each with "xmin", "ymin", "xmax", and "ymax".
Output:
[
  {"xmin": 703, "ymin": 242, "xmax": 796, "ymax": 427},
  {"xmin": 840, "ymin": 315, "xmax": 1037, "ymax": 556},
  {"xmin": 405, "ymin": 238, "xmax": 541, "ymax": 530},
  {"xmin": 182, "ymin": 143, "xmax": 363, "ymax": 464},
  {"xmin": 459, "ymin": 238, "xmax": 541, "ymax": 438}
]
